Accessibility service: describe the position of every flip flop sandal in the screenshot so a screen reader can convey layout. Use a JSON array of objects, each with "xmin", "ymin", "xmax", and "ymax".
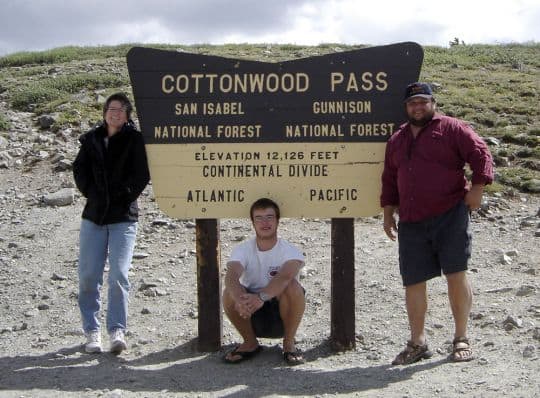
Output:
[
  {"xmin": 283, "ymin": 350, "xmax": 305, "ymax": 366},
  {"xmin": 392, "ymin": 340, "xmax": 433, "ymax": 365},
  {"xmin": 450, "ymin": 337, "xmax": 474, "ymax": 362},
  {"xmin": 223, "ymin": 345, "xmax": 263, "ymax": 364}
]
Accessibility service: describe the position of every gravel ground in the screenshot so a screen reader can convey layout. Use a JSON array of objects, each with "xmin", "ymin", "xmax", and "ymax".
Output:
[{"xmin": 0, "ymin": 160, "xmax": 539, "ymax": 397}]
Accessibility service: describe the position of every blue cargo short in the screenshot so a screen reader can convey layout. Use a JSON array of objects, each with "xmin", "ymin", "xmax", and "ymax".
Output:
[{"xmin": 397, "ymin": 200, "xmax": 471, "ymax": 286}]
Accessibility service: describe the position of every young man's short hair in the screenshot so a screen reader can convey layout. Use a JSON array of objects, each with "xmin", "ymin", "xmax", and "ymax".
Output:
[{"xmin": 250, "ymin": 198, "xmax": 280, "ymax": 221}]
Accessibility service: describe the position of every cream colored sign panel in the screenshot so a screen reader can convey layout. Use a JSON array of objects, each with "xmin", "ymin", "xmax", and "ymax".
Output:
[{"xmin": 147, "ymin": 142, "xmax": 385, "ymax": 218}]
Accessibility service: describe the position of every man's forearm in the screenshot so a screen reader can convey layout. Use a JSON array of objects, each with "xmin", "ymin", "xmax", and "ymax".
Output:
[
  {"xmin": 259, "ymin": 274, "xmax": 293, "ymax": 299},
  {"xmin": 258, "ymin": 261, "xmax": 302, "ymax": 300},
  {"xmin": 224, "ymin": 273, "xmax": 246, "ymax": 302},
  {"xmin": 383, "ymin": 205, "xmax": 397, "ymax": 218}
]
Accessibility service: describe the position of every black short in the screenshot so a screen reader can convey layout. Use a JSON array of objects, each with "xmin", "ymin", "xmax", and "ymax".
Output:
[
  {"xmin": 397, "ymin": 200, "xmax": 471, "ymax": 286},
  {"xmin": 251, "ymin": 298, "xmax": 284, "ymax": 338},
  {"xmin": 250, "ymin": 287, "xmax": 306, "ymax": 338}
]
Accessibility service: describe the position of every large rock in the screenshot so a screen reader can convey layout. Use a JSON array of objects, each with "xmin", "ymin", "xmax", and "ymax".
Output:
[
  {"xmin": 37, "ymin": 115, "xmax": 55, "ymax": 129},
  {"xmin": 42, "ymin": 188, "xmax": 74, "ymax": 206}
]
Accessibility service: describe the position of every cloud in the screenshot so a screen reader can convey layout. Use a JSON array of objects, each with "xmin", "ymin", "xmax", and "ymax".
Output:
[{"xmin": 0, "ymin": 0, "xmax": 538, "ymax": 56}]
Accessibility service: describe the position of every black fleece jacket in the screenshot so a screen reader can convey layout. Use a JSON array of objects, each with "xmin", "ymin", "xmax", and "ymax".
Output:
[{"xmin": 73, "ymin": 121, "xmax": 150, "ymax": 225}]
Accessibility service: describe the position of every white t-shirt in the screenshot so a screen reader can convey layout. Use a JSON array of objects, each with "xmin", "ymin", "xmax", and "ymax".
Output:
[{"xmin": 229, "ymin": 237, "xmax": 305, "ymax": 291}]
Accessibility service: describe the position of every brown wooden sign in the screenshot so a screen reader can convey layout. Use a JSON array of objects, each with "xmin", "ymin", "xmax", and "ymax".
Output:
[{"xmin": 127, "ymin": 43, "xmax": 423, "ymax": 218}]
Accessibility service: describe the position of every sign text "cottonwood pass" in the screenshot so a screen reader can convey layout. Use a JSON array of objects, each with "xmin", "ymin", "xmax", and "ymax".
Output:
[{"xmin": 127, "ymin": 42, "xmax": 423, "ymax": 218}]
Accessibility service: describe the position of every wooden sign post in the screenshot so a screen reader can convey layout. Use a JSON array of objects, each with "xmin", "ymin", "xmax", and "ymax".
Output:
[{"xmin": 127, "ymin": 43, "xmax": 423, "ymax": 351}]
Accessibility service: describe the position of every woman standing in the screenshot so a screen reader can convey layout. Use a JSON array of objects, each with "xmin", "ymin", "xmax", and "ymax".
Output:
[{"xmin": 73, "ymin": 93, "xmax": 150, "ymax": 354}]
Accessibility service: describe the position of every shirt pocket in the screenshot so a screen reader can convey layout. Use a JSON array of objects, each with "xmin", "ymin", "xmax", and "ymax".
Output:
[{"xmin": 422, "ymin": 130, "xmax": 454, "ymax": 165}]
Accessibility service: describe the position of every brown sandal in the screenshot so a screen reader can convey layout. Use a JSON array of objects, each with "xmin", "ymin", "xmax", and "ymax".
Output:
[
  {"xmin": 392, "ymin": 340, "xmax": 433, "ymax": 365},
  {"xmin": 450, "ymin": 337, "xmax": 474, "ymax": 362}
]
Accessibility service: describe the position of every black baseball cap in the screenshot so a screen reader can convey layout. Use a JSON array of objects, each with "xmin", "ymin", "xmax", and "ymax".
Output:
[{"xmin": 404, "ymin": 82, "xmax": 434, "ymax": 102}]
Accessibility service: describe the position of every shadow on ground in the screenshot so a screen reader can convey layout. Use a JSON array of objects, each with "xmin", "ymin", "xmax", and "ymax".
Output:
[{"xmin": 1, "ymin": 339, "xmax": 446, "ymax": 396}]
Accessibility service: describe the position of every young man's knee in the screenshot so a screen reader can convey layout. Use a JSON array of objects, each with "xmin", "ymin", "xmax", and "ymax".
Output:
[
  {"xmin": 282, "ymin": 279, "xmax": 304, "ymax": 300},
  {"xmin": 222, "ymin": 288, "xmax": 234, "ymax": 306}
]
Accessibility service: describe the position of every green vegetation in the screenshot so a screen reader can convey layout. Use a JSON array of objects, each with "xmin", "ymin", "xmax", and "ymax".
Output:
[
  {"xmin": 10, "ymin": 73, "xmax": 126, "ymax": 112},
  {"xmin": 0, "ymin": 44, "xmax": 146, "ymax": 67},
  {"xmin": 0, "ymin": 113, "xmax": 10, "ymax": 131},
  {"xmin": 0, "ymin": 42, "xmax": 538, "ymax": 192}
]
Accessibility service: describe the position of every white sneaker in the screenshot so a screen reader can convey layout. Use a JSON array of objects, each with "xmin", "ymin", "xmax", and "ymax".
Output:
[
  {"xmin": 84, "ymin": 330, "xmax": 102, "ymax": 353},
  {"xmin": 109, "ymin": 329, "xmax": 127, "ymax": 354}
]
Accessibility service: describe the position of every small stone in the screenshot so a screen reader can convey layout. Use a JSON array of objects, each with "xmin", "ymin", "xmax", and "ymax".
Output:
[
  {"xmin": 24, "ymin": 309, "xmax": 39, "ymax": 318},
  {"xmin": 471, "ymin": 312, "xmax": 484, "ymax": 320},
  {"xmin": 503, "ymin": 315, "xmax": 522, "ymax": 328},
  {"xmin": 143, "ymin": 289, "xmax": 157, "ymax": 297},
  {"xmin": 499, "ymin": 254, "xmax": 512, "ymax": 265},
  {"xmin": 486, "ymin": 287, "xmax": 513, "ymax": 294},
  {"xmin": 42, "ymin": 188, "xmax": 74, "ymax": 206},
  {"xmin": 54, "ymin": 159, "xmax": 72, "ymax": 171},
  {"xmin": 132, "ymin": 252, "xmax": 149, "ymax": 259},
  {"xmin": 64, "ymin": 329, "xmax": 84, "ymax": 336},
  {"xmin": 485, "ymin": 137, "xmax": 500, "ymax": 146},
  {"xmin": 152, "ymin": 218, "xmax": 169, "ymax": 226},
  {"xmin": 36, "ymin": 150, "xmax": 49, "ymax": 159},
  {"xmin": 51, "ymin": 273, "xmax": 67, "ymax": 281},
  {"xmin": 516, "ymin": 285, "xmax": 536, "ymax": 297},
  {"xmin": 138, "ymin": 280, "xmax": 158, "ymax": 291},
  {"xmin": 104, "ymin": 389, "xmax": 123, "ymax": 398},
  {"xmin": 523, "ymin": 345, "xmax": 535, "ymax": 358},
  {"xmin": 520, "ymin": 218, "xmax": 536, "ymax": 227},
  {"xmin": 178, "ymin": 250, "xmax": 188, "ymax": 259},
  {"xmin": 37, "ymin": 115, "xmax": 55, "ymax": 129},
  {"xmin": 14, "ymin": 322, "xmax": 28, "ymax": 331}
]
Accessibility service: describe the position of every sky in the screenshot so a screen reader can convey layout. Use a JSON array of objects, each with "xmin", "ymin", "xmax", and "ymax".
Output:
[{"xmin": 1, "ymin": 0, "xmax": 539, "ymax": 56}]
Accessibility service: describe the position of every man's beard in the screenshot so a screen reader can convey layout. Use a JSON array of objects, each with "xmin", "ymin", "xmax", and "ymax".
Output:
[{"xmin": 408, "ymin": 111, "xmax": 434, "ymax": 127}]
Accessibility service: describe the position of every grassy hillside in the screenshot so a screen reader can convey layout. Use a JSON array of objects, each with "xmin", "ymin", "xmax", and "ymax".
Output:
[{"xmin": 0, "ymin": 43, "xmax": 538, "ymax": 192}]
